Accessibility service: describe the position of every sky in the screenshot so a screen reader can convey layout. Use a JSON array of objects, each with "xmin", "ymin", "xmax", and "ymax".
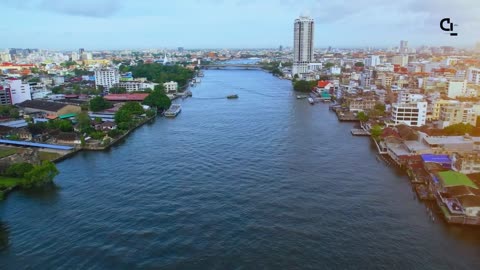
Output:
[{"xmin": 0, "ymin": 0, "xmax": 478, "ymax": 50}]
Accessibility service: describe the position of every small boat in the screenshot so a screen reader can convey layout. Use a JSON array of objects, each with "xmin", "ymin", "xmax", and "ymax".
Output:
[
  {"xmin": 308, "ymin": 97, "xmax": 314, "ymax": 104},
  {"xmin": 227, "ymin": 94, "xmax": 239, "ymax": 99},
  {"xmin": 296, "ymin": 95, "xmax": 308, "ymax": 99},
  {"xmin": 164, "ymin": 104, "xmax": 182, "ymax": 117}
]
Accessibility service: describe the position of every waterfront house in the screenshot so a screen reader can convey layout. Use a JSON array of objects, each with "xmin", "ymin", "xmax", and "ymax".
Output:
[
  {"xmin": 94, "ymin": 121, "xmax": 117, "ymax": 132},
  {"xmin": 434, "ymin": 171, "xmax": 480, "ymax": 224},
  {"xmin": 452, "ymin": 152, "xmax": 480, "ymax": 174},
  {"xmin": 54, "ymin": 132, "xmax": 81, "ymax": 145}
]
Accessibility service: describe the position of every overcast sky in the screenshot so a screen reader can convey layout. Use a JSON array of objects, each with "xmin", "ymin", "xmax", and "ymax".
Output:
[{"xmin": 0, "ymin": 0, "xmax": 478, "ymax": 50}]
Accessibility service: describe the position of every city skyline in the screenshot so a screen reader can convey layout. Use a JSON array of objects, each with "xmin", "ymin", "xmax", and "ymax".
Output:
[{"xmin": 0, "ymin": 0, "xmax": 479, "ymax": 49}]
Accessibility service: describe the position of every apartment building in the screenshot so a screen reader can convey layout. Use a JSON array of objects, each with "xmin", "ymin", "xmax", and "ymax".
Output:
[
  {"xmin": 392, "ymin": 102, "xmax": 427, "ymax": 127},
  {"xmin": 438, "ymin": 103, "xmax": 477, "ymax": 129}
]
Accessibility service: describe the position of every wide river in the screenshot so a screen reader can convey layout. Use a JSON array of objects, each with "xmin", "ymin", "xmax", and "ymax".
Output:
[{"xmin": 1, "ymin": 68, "xmax": 480, "ymax": 269}]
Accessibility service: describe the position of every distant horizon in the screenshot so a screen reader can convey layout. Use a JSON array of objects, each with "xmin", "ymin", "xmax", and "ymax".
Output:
[
  {"xmin": 0, "ymin": 0, "xmax": 478, "ymax": 49},
  {"xmin": 2, "ymin": 44, "xmax": 478, "ymax": 52}
]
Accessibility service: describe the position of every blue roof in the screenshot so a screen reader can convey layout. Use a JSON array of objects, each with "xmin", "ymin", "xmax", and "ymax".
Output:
[
  {"xmin": 421, "ymin": 154, "xmax": 451, "ymax": 164},
  {"xmin": 0, "ymin": 120, "xmax": 28, "ymax": 128},
  {"xmin": 0, "ymin": 139, "xmax": 74, "ymax": 150}
]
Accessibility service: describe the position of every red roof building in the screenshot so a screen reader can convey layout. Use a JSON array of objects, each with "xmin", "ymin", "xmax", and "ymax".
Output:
[
  {"xmin": 103, "ymin": 93, "xmax": 149, "ymax": 102},
  {"xmin": 317, "ymin": 80, "xmax": 330, "ymax": 88}
]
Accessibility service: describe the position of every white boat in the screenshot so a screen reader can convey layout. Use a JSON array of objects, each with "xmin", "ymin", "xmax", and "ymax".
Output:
[
  {"xmin": 308, "ymin": 97, "xmax": 314, "ymax": 104},
  {"xmin": 164, "ymin": 104, "xmax": 182, "ymax": 117},
  {"xmin": 296, "ymin": 95, "xmax": 308, "ymax": 99}
]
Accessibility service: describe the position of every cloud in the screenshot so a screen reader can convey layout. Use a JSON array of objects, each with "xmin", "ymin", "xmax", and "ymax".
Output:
[{"xmin": 0, "ymin": 0, "xmax": 125, "ymax": 17}]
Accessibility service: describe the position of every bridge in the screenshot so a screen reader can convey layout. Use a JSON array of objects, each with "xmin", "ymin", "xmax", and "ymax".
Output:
[{"xmin": 201, "ymin": 64, "xmax": 262, "ymax": 70}]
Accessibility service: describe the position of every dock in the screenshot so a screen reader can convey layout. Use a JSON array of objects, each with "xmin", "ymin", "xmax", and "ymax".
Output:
[{"xmin": 351, "ymin": 129, "xmax": 370, "ymax": 136}]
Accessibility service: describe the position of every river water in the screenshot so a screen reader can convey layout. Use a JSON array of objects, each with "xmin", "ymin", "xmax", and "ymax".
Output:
[{"xmin": 1, "ymin": 68, "xmax": 480, "ymax": 269}]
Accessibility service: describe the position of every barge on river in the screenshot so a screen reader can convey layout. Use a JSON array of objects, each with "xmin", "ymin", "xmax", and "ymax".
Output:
[{"xmin": 164, "ymin": 104, "xmax": 182, "ymax": 118}]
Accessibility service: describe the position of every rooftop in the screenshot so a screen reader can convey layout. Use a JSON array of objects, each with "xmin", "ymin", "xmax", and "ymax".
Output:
[
  {"xmin": 104, "ymin": 93, "xmax": 149, "ymax": 101},
  {"xmin": 17, "ymin": 100, "xmax": 70, "ymax": 112},
  {"xmin": 438, "ymin": 171, "xmax": 478, "ymax": 189}
]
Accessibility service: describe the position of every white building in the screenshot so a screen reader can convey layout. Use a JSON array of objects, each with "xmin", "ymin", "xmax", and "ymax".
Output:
[
  {"xmin": 392, "ymin": 55, "xmax": 409, "ymax": 67},
  {"xmin": 399, "ymin": 40, "xmax": 408, "ymax": 54},
  {"xmin": 330, "ymin": 66, "xmax": 341, "ymax": 75},
  {"xmin": 95, "ymin": 67, "xmax": 120, "ymax": 93},
  {"xmin": 397, "ymin": 92, "xmax": 424, "ymax": 103},
  {"xmin": 163, "ymin": 81, "xmax": 178, "ymax": 94},
  {"xmin": 115, "ymin": 81, "xmax": 158, "ymax": 93},
  {"xmin": 0, "ymin": 52, "xmax": 12, "ymax": 62},
  {"xmin": 392, "ymin": 102, "xmax": 427, "ymax": 127},
  {"xmin": 467, "ymin": 67, "xmax": 480, "ymax": 85},
  {"xmin": 71, "ymin": 52, "xmax": 80, "ymax": 61},
  {"xmin": 446, "ymin": 79, "xmax": 467, "ymax": 98},
  {"xmin": 7, "ymin": 79, "xmax": 32, "ymax": 104},
  {"xmin": 292, "ymin": 16, "xmax": 314, "ymax": 76},
  {"xmin": 365, "ymin": 55, "xmax": 381, "ymax": 67}
]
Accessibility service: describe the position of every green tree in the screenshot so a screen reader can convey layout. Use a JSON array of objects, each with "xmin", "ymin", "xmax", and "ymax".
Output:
[
  {"xmin": 58, "ymin": 120, "xmax": 73, "ymax": 132},
  {"xmin": 76, "ymin": 112, "xmax": 92, "ymax": 133},
  {"xmin": 51, "ymin": 86, "xmax": 64, "ymax": 94},
  {"xmin": 324, "ymin": 62, "xmax": 334, "ymax": 69},
  {"xmin": 5, "ymin": 163, "xmax": 34, "ymax": 178},
  {"xmin": 121, "ymin": 102, "xmax": 145, "ymax": 115},
  {"xmin": 89, "ymin": 96, "xmax": 113, "ymax": 112},
  {"xmin": 143, "ymin": 89, "xmax": 172, "ymax": 111},
  {"xmin": 293, "ymin": 80, "xmax": 316, "ymax": 92},
  {"xmin": 115, "ymin": 109, "xmax": 133, "ymax": 124},
  {"xmin": 109, "ymin": 87, "xmax": 127, "ymax": 94},
  {"xmin": 22, "ymin": 161, "xmax": 59, "ymax": 188},
  {"xmin": 371, "ymin": 125, "xmax": 383, "ymax": 141},
  {"xmin": 354, "ymin": 62, "xmax": 365, "ymax": 67},
  {"xmin": 357, "ymin": 111, "xmax": 369, "ymax": 122}
]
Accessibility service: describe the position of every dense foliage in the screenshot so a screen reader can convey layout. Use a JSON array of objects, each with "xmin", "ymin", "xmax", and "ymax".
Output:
[
  {"xmin": 0, "ymin": 105, "xmax": 20, "ymax": 119},
  {"xmin": 127, "ymin": 63, "xmax": 194, "ymax": 87},
  {"xmin": 5, "ymin": 163, "xmax": 34, "ymax": 178},
  {"xmin": 22, "ymin": 161, "xmax": 59, "ymax": 188},
  {"xmin": 90, "ymin": 96, "xmax": 113, "ymax": 112},
  {"xmin": 114, "ymin": 102, "xmax": 145, "ymax": 130},
  {"xmin": 371, "ymin": 125, "xmax": 383, "ymax": 141},
  {"xmin": 293, "ymin": 80, "xmax": 316, "ymax": 92},
  {"xmin": 142, "ymin": 87, "xmax": 171, "ymax": 111}
]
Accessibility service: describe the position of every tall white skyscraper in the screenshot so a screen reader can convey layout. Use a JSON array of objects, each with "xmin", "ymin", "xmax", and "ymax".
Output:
[
  {"xmin": 400, "ymin": 40, "xmax": 408, "ymax": 54},
  {"xmin": 292, "ymin": 16, "xmax": 314, "ymax": 76}
]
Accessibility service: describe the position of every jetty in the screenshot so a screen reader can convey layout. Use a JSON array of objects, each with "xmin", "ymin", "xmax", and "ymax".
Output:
[{"xmin": 350, "ymin": 129, "xmax": 370, "ymax": 136}]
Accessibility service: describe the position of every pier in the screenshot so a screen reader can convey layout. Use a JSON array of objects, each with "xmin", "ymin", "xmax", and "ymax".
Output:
[{"xmin": 350, "ymin": 129, "xmax": 370, "ymax": 136}]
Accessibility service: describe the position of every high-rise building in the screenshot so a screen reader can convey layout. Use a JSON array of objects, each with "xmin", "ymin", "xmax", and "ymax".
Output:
[
  {"xmin": 399, "ymin": 40, "xmax": 408, "ymax": 54},
  {"xmin": 79, "ymin": 48, "xmax": 85, "ymax": 55},
  {"xmin": 95, "ymin": 67, "xmax": 120, "ymax": 93},
  {"xmin": 446, "ymin": 79, "xmax": 467, "ymax": 98},
  {"xmin": 279, "ymin": 45, "xmax": 283, "ymax": 52},
  {"xmin": 178, "ymin": 47, "xmax": 184, "ymax": 53},
  {"xmin": 292, "ymin": 16, "xmax": 314, "ymax": 76},
  {"xmin": 392, "ymin": 55, "xmax": 409, "ymax": 67},
  {"xmin": 6, "ymin": 78, "xmax": 32, "ymax": 104},
  {"xmin": 365, "ymin": 55, "xmax": 381, "ymax": 67}
]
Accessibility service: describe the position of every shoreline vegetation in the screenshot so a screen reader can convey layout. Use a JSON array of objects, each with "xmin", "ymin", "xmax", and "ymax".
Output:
[{"xmin": 0, "ymin": 63, "xmax": 196, "ymax": 200}]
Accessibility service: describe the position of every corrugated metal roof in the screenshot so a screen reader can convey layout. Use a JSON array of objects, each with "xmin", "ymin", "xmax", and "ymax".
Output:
[
  {"xmin": 0, "ymin": 139, "xmax": 74, "ymax": 150},
  {"xmin": 421, "ymin": 154, "xmax": 451, "ymax": 164}
]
